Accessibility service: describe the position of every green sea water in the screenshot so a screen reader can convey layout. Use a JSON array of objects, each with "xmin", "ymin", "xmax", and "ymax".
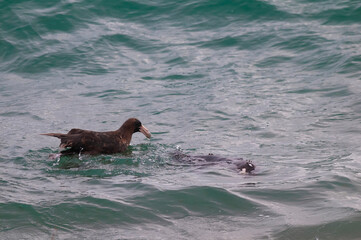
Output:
[{"xmin": 1, "ymin": 0, "xmax": 361, "ymax": 239}]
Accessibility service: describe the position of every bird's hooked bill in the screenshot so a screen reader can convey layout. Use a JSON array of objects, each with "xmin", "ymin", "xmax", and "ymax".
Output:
[{"xmin": 139, "ymin": 125, "xmax": 151, "ymax": 138}]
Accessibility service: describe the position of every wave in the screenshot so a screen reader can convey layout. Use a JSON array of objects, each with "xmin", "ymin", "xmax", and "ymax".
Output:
[
  {"xmin": 274, "ymin": 215, "xmax": 361, "ymax": 240},
  {"xmin": 0, "ymin": 185, "xmax": 259, "ymax": 229},
  {"xmin": 2, "ymin": 0, "xmax": 359, "ymax": 76},
  {"xmin": 131, "ymin": 186, "xmax": 259, "ymax": 217},
  {"xmin": 314, "ymin": 4, "xmax": 361, "ymax": 25}
]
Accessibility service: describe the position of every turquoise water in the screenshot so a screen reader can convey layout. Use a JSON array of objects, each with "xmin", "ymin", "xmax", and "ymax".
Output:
[{"xmin": 1, "ymin": 0, "xmax": 361, "ymax": 239}]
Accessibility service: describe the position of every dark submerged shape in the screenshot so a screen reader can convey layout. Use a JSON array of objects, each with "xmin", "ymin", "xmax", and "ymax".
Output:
[
  {"xmin": 173, "ymin": 152, "xmax": 255, "ymax": 173},
  {"xmin": 41, "ymin": 118, "xmax": 151, "ymax": 155}
]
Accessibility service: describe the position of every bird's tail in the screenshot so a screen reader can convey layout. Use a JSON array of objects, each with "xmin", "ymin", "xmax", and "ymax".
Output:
[
  {"xmin": 40, "ymin": 133, "xmax": 68, "ymax": 139},
  {"xmin": 41, "ymin": 133, "xmax": 74, "ymax": 149}
]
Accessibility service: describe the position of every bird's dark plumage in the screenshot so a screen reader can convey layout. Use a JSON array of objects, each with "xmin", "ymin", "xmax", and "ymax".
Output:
[{"xmin": 41, "ymin": 118, "xmax": 151, "ymax": 155}]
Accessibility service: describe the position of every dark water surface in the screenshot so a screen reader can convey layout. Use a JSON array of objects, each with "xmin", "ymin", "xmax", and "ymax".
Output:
[{"xmin": 1, "ymin": 0, "xmax": 361, "ymax": 239}]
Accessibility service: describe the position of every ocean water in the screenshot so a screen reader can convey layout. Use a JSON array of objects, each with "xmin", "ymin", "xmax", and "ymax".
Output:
[{"xmin": 1, "ymin": 0, "xmax": 361, "ymax": 239}]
